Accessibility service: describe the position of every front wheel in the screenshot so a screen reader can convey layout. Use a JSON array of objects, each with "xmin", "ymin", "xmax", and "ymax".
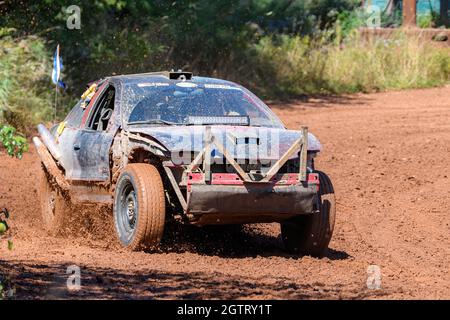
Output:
[
  {"xmin": 113, "ymin": 163, "xmax": 166, "ymax": 251},
  {"xmin": 281, "ymin": 171, "xmax": 336, "ymax": 257}
]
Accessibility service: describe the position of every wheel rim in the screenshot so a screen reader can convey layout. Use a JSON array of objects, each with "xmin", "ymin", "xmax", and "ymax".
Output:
[{"xmin": 116, "ymin": 178, "xmax": 139, "ymax": 244}]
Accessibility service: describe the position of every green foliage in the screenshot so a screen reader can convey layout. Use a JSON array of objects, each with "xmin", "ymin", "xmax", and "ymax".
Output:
[
  {"xmin": 381, "ymin": 9, "xmax": 403, "ymax": 28},
  {"xmin": 325, "ymin": 34, "xmax": 450, "ymax": 92},
  {"xmin": 336, "ymin": 9, "xmax": 367, "ymax": 38},
  {"xmin": 417, "ymin": 11, "xmax": 443, "ymax": 28},
  {"xmin": 418, "ymin": 13, "xmax": 435, "ymax": 28},
  {"xmin": 0, "ymin": 0, "xmax": 448, "ymax": 125},
  {"xmin": 0, "ymin": 208, "xmax": 9, "ymax": 236},
  {"xmin": 0, "ymin": 30, "xmax": 52, "ymax": 130},
  {"xmin": 306, "ymin": 0, "xmax": 360, "ymax": 29},
  {"xmin": 0, "ymin": 125, "xmax": 28, "ymax": 159},
  {"xmin": 250, "ymin": 33, "xmax": 450, "ymax": 97},
  {"xmin": 0, "ymin": 0, "xmax": 360, "ymax": 90},
  {"xmin": 0, "ymin": 201, "xmax": 14, "ymax": 301},
  {"xmin": 0, "ymin": 208, "xmax": 13, "ymax": 254},
  {"xmin": 0, "ymin": 29, "xmax": 74, "ymax": 131}
]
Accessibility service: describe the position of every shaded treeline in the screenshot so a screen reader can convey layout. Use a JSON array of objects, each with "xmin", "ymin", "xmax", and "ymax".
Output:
[{"xmin": 0, "ymin": 0, "xmax": 358, "ymax": 94}]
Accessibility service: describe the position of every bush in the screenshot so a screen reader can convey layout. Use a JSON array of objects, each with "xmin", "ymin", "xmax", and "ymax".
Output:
[
  {"xmin": 0, "ymin": 29, "xmax": 77, "ymax": 131},
  {"xmin": 324, "ymin": 33, "xmax": 450, "ymax": 92},
  {"xmin": 0, "ymin": 124, "xmax": 28, "ymax": 159},
  {"xmin": 0, "ymin": 0, "xmax": 360, "ymax": 93},
  {"xmin": 250, "ymin": 32, "xmax": 450, "ymax": 97},
  {"xmin": 418, "ymin": 13, "xmax": 435, "ymax": 28},
  {"xmin": 0, "ymin": 3, "xmax": 449, "ymax": 123},
  {"xmin": 0, "ymin": 31, "xmax": 55, "ymax": 131}
]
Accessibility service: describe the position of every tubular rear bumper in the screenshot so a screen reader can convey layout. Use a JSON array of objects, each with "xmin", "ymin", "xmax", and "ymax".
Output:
[
  {"xmin": 162, "ymin": 125, "xmax": 318, "ymax": 225},
  {"xmin": 186, "ymin": 173, "xmax": 319, "ymax": 225}
]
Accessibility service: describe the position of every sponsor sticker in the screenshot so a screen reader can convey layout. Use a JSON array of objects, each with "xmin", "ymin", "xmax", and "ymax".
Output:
[
  {"xmin": 204, "ymin": 84, "xmax": 241, "ymax": 90},
  {"xmin": 176, "ymin": 82, "xmax": 198, "ymax": 88},
  {"xmin": 137, "ymin": 82, "xmax": 170, "ymax": 87}
]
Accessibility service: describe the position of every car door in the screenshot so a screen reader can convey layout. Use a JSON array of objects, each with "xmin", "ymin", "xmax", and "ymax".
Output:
[
  {"xmin": 69, "ymin": 83, "xmax": 117, "ymax": 181},
  {"xmin": 57, "ymin": 99, "xmax": 87, "ymax": 176}
]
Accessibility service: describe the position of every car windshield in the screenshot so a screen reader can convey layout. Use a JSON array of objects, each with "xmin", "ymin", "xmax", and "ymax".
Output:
[{"xmin": 122, "ymin": 80, "xmax": 284, "ymax": 128}]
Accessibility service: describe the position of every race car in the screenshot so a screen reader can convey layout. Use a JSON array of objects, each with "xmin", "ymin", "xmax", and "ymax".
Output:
[{"xmin": 34, "ymin": 70, "xmax": 335, "ymax": 257}]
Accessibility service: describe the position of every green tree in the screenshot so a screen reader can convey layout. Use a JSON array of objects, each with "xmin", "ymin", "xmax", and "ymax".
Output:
[{"xmin": 0, "ymin": 0, "xmax": 359, "ymax": 94}]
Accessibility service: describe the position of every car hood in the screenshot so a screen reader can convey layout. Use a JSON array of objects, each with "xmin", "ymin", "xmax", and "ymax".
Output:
[{"xmin": 127, "ymin": 125, "xmax": 322, "ymax": 161}]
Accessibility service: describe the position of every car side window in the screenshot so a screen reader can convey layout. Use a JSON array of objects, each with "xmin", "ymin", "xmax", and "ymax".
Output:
[
  {"xmin": 87, "ymin": 85, "xmax": 115, "ymax": 131},
  {"xmin": 64, "ymin": 100, "xmax": 85, "ymax": 128}
]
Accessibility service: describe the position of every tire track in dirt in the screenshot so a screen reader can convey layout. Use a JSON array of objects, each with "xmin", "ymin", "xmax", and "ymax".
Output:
[
  {"xmin": 1, "ymin": 86, "xmax": 449, "ymax": 299},
  {"xmin": 275, "ymin": 87, "xmax": 450, "ymax": 298}
]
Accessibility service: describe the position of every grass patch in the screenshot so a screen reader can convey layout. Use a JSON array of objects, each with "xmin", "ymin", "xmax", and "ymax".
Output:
[
  {"xmin": 0, "ymin": 27, "xmax": 449, "ymax": 130},
  {"xmin": 0, "ymin": 30, "xmax": 74, "ymax": 132},
  {"xmin": 251, "ymin": 32, "xmax": 450, "ymax": 97}
]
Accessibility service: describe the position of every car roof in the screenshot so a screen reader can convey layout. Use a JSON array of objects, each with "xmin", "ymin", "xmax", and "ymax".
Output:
[{"xmin": 108, "ymin": 72, "xmax": 239, "ymax": 87}]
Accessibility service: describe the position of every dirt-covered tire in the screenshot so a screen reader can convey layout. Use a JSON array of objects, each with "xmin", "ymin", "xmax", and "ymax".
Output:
[
  {"xmin": 113, "ymin": 163, "xmax": 166, "ymax": 251},
  {"xmin": 281, "ymin": 171, "xmax": 336, "ymax": 257},
  {"xmin": 40, "ymin": 167, "xmax": 68, "ymax": 235}
]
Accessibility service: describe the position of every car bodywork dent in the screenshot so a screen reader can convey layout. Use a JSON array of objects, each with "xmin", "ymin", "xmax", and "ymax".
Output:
[{"xmin": 57, "ymin": 126, "xmax": 114, "ymax": 181}]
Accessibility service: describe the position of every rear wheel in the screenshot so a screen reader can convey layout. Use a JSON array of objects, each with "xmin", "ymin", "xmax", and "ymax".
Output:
[
  {"xmin": 281, "ymin": 171, "xmax": 336, "ymax": 257},
  {"xmin": 40, "ymin": 167, "xmax": 68, "ymax": 235},
  {"xmin": 113, "ymin": 163, "xmax": 166, "ymax": 251}
]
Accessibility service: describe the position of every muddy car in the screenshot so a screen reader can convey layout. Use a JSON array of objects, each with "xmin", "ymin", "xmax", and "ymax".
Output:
[{"xmin": 34, "ymin": 71, "xmax": 335, "ymax": 257}]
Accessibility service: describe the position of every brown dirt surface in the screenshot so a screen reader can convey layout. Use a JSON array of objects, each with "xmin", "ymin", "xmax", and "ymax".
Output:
[{"xmin": 1, "ymin": 86, "xmax": 449, "ymax": 299}]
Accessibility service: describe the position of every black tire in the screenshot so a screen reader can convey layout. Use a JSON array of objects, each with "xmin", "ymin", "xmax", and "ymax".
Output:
[
  {"xmin": 281, "ymin": 171, "xmax": 336, "ymax": 257},
  {"xmin": 40, "ymin": 167, "xmax": 68, "ymax": 235},
  {"xmin": 113, "ymin": 163, "xmax": 166, "ymax": 251}
]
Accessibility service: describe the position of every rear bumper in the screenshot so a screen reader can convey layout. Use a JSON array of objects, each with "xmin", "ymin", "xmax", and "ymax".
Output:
[{"xmin": 186, "ymin": 173, "xmax": 319, "ymax": 225}]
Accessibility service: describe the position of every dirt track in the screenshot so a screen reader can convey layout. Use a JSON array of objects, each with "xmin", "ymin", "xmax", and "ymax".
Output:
[{"xmin": 1, "ymin": 87, "xmax": 449, "ymax": 299}]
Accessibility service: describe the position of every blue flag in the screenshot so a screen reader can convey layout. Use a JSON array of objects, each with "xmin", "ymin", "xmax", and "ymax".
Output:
[{"xmin": 52, "ymin": 44, "xmax": 66, "ymax": 89}]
